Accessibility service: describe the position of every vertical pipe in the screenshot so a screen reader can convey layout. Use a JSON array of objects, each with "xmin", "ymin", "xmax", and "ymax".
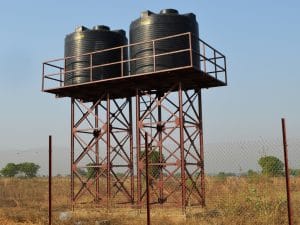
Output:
[
  {"xmin": 129, "ymin": 97, "xmax": 134, "ymax": 204},
  {"xmin": 48, "ymin": 135, "xmax": 52, "ymax": 225},
  {"xmin": 178, "ymin": 83, "xmax": 186, "ymax": 213},
  {"xmin": 145, "ymin": 133, "xmax": 150, "ymax": 225},
  {"xmin": 95, "ymin": 104, "xmax": 100, "ymax": 204},
  {"xmin": 282, "ymin": 118, "xmax": 293, "ymax": 225},
  {"xmin": 157, "ymin": 95, "xmax": 163, "ymax": 206},
  {"xmin": 136, "ymin": 90, "xmax": 142, "ymax": 209},
  {"xmin": 198, "ymin": 90, "xmax": 205, "ymax": 206},
  {"xmin": 107, "ymin": 94, "xmax": 111, "ymax": 209},
  {"xmin": 71, "ymin": 98, "xmax": 75, "ymax": 211}
]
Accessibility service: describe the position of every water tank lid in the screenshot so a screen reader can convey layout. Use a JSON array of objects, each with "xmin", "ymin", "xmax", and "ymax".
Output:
[
  {"xmin": 93, "ymin": 25, "xmax": 110, "ymax": 31},
  {"xmin": 75, "ymin": 26, "xmax": 88, "ymax": 32},
  {"xmin": 113, "ymin": 29, "xmax": 126, "ymax": 36},
  {"xmin": 159, "ymin": 9, "xmax": 179, "ymax": 14},
  {"xmin": 141, "ymin": 10, "xmax": 154, "ymax": 18}
]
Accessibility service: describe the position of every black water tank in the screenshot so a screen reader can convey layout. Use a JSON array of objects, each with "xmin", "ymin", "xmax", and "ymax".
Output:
[
  {"xmin": 64, "ymin": 25, "xmax": 128, "ymax": 85},
  {"xmin": 129, "ymin": 9, "xmax": 200, "ymax": 75}
]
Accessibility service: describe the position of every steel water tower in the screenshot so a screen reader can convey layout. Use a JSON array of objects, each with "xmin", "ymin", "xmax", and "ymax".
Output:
[{"xmin": 42, "ymin": 9, "xmax": 227, "ymax": 211}]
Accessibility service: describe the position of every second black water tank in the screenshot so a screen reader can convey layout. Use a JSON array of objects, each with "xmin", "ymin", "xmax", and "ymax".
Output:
[
  {"xmin": 129, "ymin": 9, "xmax": 200, "ymax": 75},
  {"xmin": 64, "ymin": 25, "xmax": 128, "ymax": 85}
]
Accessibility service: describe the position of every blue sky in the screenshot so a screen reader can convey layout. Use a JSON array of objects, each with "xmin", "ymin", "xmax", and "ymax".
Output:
[{"xmin": 0, "ymin": 1, "xmax": 299, "ymax": 173}]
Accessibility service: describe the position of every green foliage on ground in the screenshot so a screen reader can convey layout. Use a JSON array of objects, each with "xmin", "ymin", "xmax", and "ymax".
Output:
[
  {"xmin": 140, "ymin": 149, "xmax": 163, "ymax": 180},
  {"xmin": 290, "ymin": 169, "xmax": 300, "ymax": 176},
  {"xmin": 258, "ymin": 156, "xmax": 284, "ymax": 177},
  {"xmin": 0, "ymin": 162, "xmax": 40, "ymax": 178},
  {"xmin": 0, "ymin": 163, "xmax": 19, "ymax": 177}
]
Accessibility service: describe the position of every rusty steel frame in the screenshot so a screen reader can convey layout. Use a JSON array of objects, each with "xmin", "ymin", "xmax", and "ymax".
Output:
[
  {"xmin": 136, "ymin": 82, "xmax": 205, "ymax": 211},
  {"xmin": 42, "ymin": 31, "xmax": 227, "ymax": 212},
  {"xmin": 70, "ymin": 96, "xmax": 134, "ymax": 208}
]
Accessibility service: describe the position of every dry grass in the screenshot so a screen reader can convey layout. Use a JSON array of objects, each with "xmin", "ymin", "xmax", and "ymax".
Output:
[{"xmin": 0, "ymin": 176, "xmax": 299, "ymax": 225}]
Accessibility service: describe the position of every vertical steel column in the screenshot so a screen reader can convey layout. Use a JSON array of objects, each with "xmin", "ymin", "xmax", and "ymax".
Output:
[
  {"xmin": 95, "ymin": 104, "xmax": 100, "ymax": 203},
  {"xmin": 178, "ymin": 83, "xmax": 186, "ymax": 212},
  {"xmin": 107, "ymin": 94, "xmax": 111, "ymax": 209},
  {"xmin": 129, "ymin": 97, "xmax": 134, "ymax": 204},
  {"xmin": 136, "ymin": 90, "xmax": 142, "ymax": 209},
  {"xmin": 282, "ymin": 118, "xmax": 293, "ymax": 225},
  {"xmin": 157, "ymin": 94, "xmax": 164, "ymax": 205},
  {"xmin": 71, "ymin": 98, "xmax": 75, "ymax": 211},
  {"xmin": 48, "ymin": 135, "xmax": 52, "ymax": 225},
  {"xmin": 198, "ymin": 90, "xmax": 205, "ymax": 206}
]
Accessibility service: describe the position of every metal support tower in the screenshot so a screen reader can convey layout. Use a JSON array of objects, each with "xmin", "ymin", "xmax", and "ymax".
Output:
[
  {"xmin": 42, "ymin": 31, "xmax": 227, "ymax": 211},
  {"xmin": 70, "ymin": 96, "xmax": 134, "ymax": 208},
  {"xmin": 136, "ymin": 82, "xmax": 205, "ymax": 211}
]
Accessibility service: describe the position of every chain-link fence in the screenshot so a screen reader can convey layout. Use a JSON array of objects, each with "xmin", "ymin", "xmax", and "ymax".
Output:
[{"xmin": 0, "ymin": 137, "xmax": 299, "ymax": 224}]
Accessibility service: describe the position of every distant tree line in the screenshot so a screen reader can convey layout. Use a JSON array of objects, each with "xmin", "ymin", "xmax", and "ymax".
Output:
[
  {"xmin": 215, "ymin": 155, "xmax": 299, "ymax": 179},
  {"xmin": 0, "ymin": 162, "xmax": 40, "ymax": 178}
]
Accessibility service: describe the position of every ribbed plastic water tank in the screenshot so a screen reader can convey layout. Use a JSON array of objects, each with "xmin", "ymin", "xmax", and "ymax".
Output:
[
  {"xmin": 129, "ymin": 9, "xmax": 200, "ymax": 75},
  {"xmin": 64, "ymin": 25, "xmax": 128, "ymax": 85}
]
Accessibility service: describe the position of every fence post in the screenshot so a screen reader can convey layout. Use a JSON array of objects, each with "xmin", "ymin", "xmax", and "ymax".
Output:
[
  {"xmin": 145, "ymin": 132, "xmax": 150, "ymax": 225},
  {"xmin": 49, "ymin": 135, "xmax": 52, "ymax": 225},
  {"xmin": 281, "ymin": 118, "xmax": 293, "ymax": 225}
]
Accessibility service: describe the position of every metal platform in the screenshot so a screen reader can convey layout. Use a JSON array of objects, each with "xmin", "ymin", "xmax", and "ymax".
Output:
[
  {"xmin": 42, "ymin": 32, "xmax": 227, "ymax": 101},
  {"xmin": 44, "ymin": 67, "xmax": 224, "ymax": 101}
]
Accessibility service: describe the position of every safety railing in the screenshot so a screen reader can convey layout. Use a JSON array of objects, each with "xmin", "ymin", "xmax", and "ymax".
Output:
[{"xmin": 42, "ymin": 32, "xmax": 227, "ymax": 91}]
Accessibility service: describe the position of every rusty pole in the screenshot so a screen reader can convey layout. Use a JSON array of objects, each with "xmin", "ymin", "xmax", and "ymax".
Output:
[
  {"xmin": 129, "ymin": 97, "xmax": 134, "ymax": 204},
  {"xmin": 178, "ymin": 82, "xmax": 186, "ymax": 213},
  {"xmin": 198, "ymin": 90, "xmax": 205, "ymax": 207},
  {"xmin": 48, "ymin": 135, "xmax": 52, "ymax": 225},
  {"xmin": 136, "ymin": 90, "xmax": 142, "ymax": 210},
  {"xmin": 145, "ymin": 132, "xmax": 150, "ymax": 225},
  {"xmin": 281, "ymin": 118, "xmax": 293, "ymax": 225},
  {"xmin": 71, "ymin": 98, "xmax": 75, "ymax": 211},
  {"xmin": 95, "ymin": 104, "xmax": 100, "ymax": 204},
  {"xmin": 107, "ymin": 94, "xmax": 111, "ymax": 210},
  {"xmin": 157, "ymin": 94, "xmax": 164, "ymax": 206}
]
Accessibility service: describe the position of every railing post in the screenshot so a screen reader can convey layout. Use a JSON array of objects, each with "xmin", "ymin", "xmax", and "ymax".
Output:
[
  {"xmin": 202, "ymin": 43, "xmax": 207, "ymax": 73},
  {"xmin": 224, "ymin": 56, "xmax": 227, "ymax": 85},
  {"xmin": 60, "ymin": 68, "xmax": 63, "ymax": 87},
  {"xmin": 121, "ymin": 47, "xmax": 124, "ymax": 77},
  {"xmin": 152, "ymin": 40, "xmax": 156, "ymax": 72},
  {"xmin": 189, "ymin": 32, "xmax": 193, "ymax": 67},
  {"xmin": 42, "ymin": 63, "xmax": 45, "ymax": 91},
  {"xmin": 214, "ymin": 51, "xmax": 217, "ymax": 79},
  {"xmin": 64, "ymin": 58, "xmax": 67, "ymax": 86},
  {"xmin": 90, "ymin": 54, "xmax": 93, "ymax": 82}
]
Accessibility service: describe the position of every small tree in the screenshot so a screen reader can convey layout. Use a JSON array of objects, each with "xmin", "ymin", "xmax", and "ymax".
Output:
[
  {"xmin": 86, "ymin": 163, "xmax": 102, "ymax": 178},
  {"xmin": 247, "ymin": 169, "xmax": 259, "ymax": 177},
  {"xmin": 18, "ymin": 162, "xmax": 40, "ymax": 178},
  {"xmin": 290, "ymin": 169, "xmax": 300, "ymax": 176},
  {"xmin": 140, "ymin": 149, "xmax": 163, "ymax": 180},
  {"xmin": 258, "ymin": 156, "xmax": 284, "ymax": 176},
  {"xmin": 0, "ymin": 163, "xmax": 19, "ymax": 177}
]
